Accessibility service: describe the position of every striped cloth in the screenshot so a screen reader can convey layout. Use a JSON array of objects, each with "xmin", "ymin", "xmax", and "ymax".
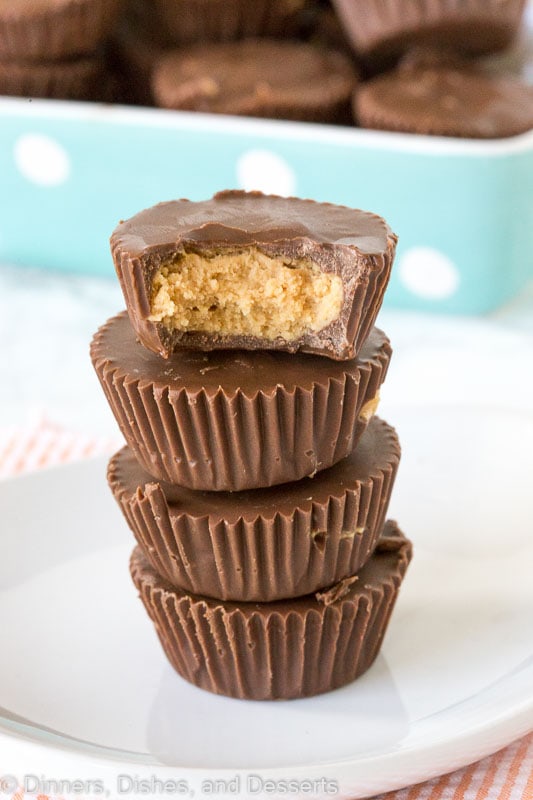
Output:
[
  {"xmin": 0, "ymin": 417, "xmax": 120, "ymax": 479},
  {"xmin": 376, "ymin": 734, "xmax": 533, "ymax": 800},
  {"xmin": 0, "ymin": 422, "xmax": 531, "ymax": 800}
]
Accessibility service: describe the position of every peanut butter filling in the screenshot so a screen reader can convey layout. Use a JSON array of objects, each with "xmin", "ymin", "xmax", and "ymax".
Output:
[
  {"xmin": 358, "ymin": 392, "xmax": 380, "ymax": 423},
  {"xmin": 148, "ymin": 248, "xmax": 343, "ymax": 340}
]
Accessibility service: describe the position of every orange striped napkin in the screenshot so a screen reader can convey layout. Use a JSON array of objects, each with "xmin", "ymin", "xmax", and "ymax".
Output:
[{"xmin": 0, "ymin": 422, "xmax": 531, "ymax": 800}]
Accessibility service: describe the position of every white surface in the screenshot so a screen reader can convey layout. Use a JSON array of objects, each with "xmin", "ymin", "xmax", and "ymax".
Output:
[{"xmin": 0, "ymin": 316, "xmax": 532, "ymax": 798}]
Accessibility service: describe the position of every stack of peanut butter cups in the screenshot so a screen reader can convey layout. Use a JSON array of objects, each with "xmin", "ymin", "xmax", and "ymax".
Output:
[
  {"xmin": 0, "ymin": 0, "xmax": 124, "ymax": 100},
  {"xmin": 90, "ymin": 190, "xmax": 413, "ymax": 701}
]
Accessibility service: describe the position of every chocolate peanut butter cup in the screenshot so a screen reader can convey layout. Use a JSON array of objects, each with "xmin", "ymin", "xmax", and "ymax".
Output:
[
  {"xmin": 110, "ymin": 190, "xmax": 397, "ymax": 361},
  {"xmin": 331, "ymin": 0, "xmax": 527, "ymax": 66},
  {"xmin": 109, "ymin": 417, "xmax": 400, "ymax": 601},
  {"xmin": 91, "ymin": 312, "xmax": 391, "ymax": 491},
  {"xmin": 142, "ymin": 0, "xmax": 308, "ymax": 44},
  {"xmin": 151, "ymin": 39, "xmax": 357, "ymax": 123},
  {"xmin": 0, "ymin": 0, "xmax": 124, "ymax": 63},
  {"xmin": 130, "ymin": 520, "xmax": 412, "ymax": 700},
  {"xmin": 354, "ymin": 59, "xmax": 533, "ymax": 138},
  {"xmin": 0, "ymin": 53, "xmax": 104, "ymax": 100}
]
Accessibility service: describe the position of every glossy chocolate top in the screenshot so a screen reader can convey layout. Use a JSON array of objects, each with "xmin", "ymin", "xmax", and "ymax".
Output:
[{"xmin": 112, "ymin": 190, "xmax": 394, "ymax": 260}]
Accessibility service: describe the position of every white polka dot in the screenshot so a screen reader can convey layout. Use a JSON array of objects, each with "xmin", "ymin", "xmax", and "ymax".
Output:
[
  {"xmin": 14, "ymin": 133, "xmax": 70, "ymax": 186},
  {"xmin": 236, "ymin": 149, "xmax": 296, "ymax": 196},
  {"xmin": 399, "ymin": 247, "xmax": 460, "ymax": 300}
]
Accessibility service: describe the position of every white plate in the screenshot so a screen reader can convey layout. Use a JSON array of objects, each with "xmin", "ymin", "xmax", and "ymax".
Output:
[{"xmin": 1, "ymin": 316, "xmax": 533, "ymax": 800}]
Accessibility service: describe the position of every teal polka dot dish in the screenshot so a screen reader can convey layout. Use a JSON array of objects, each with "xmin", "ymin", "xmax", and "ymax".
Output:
[{"xmin": 0, "ymin": 97, "xmax": 532, "ymax": 313}]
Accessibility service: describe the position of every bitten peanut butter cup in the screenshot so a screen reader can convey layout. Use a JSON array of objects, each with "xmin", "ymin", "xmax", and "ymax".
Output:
[
  {"xmin": 91, "ymin": 312, "xmax": 391, "ymax": 491},
  {"xmin": 109, "ymin": 417, "xmax": 400, "ymax": 601},
  {"xmin": 110, "ymin": 190, "xmax": 397, "ymax": 361},
  {"xmin": 151, "ymin": 39, "xmax": 357, "ymax": 123},
  {"xmin": 0, "ymin": 0, "xmax": 124, "ymax": 63},
  {"xmin": 331, "ymin": 0, "xmax": 527, "ymax": 65},
  {"xmin": 130, "ymin": 520, "xmax": 412, "ymax": 700}
]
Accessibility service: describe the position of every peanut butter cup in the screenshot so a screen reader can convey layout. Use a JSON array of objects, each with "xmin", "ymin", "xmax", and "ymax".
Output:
[
  {"xmin": 151, "ymin": 39, "xmax": 357, "ymax": 122},
  {"xmin": 91, "ymin": 312, "xmax": 391, "ymax": 491},
  {"xmin": 0, "ymin": 0, "xmax": 124, "ymax": 62},
  {"xmin": 142, "ymin": 0, "xmax": 308, "ymax": 44},
  {"xmin": 355, "ymin": 60, "xmax": 533, "ymax": 138},
  {"xmin": 0, "ymin": 52, "xmax": 104, "ymax": 99},
  {"xmin": 130, "ymin": 520, "xmax": 412, "ymax": 700},
  {"xmin": 109, "ymin": 417, "xmax": 400, "ymax": 601},
  {"xmin": 110, "ymin": 190, "xmax": 397, "ymax": 361},
  {"xmin": 331, "ymin": 0, "xmax": 527, "ymax": 65}
]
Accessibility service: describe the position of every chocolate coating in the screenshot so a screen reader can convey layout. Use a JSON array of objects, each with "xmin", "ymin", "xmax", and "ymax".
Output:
[
  {"xmin": 137, "ymin": 0, "xmax": 308, "ymax": 45},
  {"xmin": 108, "ymin": 417, "xmax": 400, "ymax": 601},
  {"xmin": 130, "ymin": 520, "xmax": 413, "ymax": 700},
  {"xmin": 355, "ymin": 61, "xmax": 533, "ymax": 138},
  {"xmin": 111, "ymin": 190, "xmax": 397, "ymax": 360},
  {"xmin": 0, "ymin": 0, "xmax": 124, "ymax": 62},
  {"xmin": 0, "ymin": 53, "xmax": 104, "ymax": 100},
  {"xmin": 152, "ymin": 39, "xmax": 357, "ymax": 122},
  {"xmin": 331, "ymin": 0, "xmax": 527, "ymax": 65},
  {"xmin": 91, "ymin": 311, "xmax": 392, "ymax": 491}
]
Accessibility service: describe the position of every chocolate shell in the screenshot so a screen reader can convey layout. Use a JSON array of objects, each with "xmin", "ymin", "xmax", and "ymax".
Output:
[
  {"xmin": 331, "ymin": 0, "xmax": 527, "ymax": 65},
  {"xmin": 130, "ymin": 520, "xmax": 412, "ymax": 700},
  {"xmin": 108, "ymin": 417, "xmax": 400, "ymax": 601},
  {"xmin": 0, "ymin": 0, "xmax": 124, "ymax": 62},
  {"xmin": 133, "ymin": 0, "xmax": 307, "ymax": 44},
  {"xmin": 355, "ymin": 61, "xmax": 533, "ymax": 139},
  {"xmin": 90, "ymin": 312, "xmax": 391, "ymax": 491},
  {"xmin": 0, "ymin": 53, "xmax": 105, "ymax": 100},
  {"xmin": 110, "ymin": 191, "xmax": 397, "ymax": 361},
  {"xmin": 151, "ymin": 40, "xmax": 357, "ymax": 123}
]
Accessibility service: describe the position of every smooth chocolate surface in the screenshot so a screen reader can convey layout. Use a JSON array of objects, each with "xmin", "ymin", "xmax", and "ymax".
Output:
[
  {"xmin": 110, "ymin": 190, "xmax": 397, "ymax": 361},
  {"xmin": 130, "ymin": 520, "xmax": 413, "ymax": 700},
  {"xmin": 109, "ymin": 416, "xmax": 400, "ymax": 601},
  {"xmin": 355, "ymin": 62, "xmax": 533, "ymax": 138},
  {"xmin": 91, "ymin": 311, "xmax": 391, "ymax": 490},
  {"xmin": 152, "ymin": 39, "xmax": 357, "ymax": 122}
]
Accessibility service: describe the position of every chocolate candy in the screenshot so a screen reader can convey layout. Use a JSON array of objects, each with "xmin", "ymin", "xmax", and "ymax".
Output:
[
  {"xmin": 110, "ymin": 190, "xmax": 397, "ymax": 361},
  {"xmin": 355, "ymin": 60, "xmax": 533, "ymax": 138},
  {"xmin": 134, "ymin": 0, "xmax": 308, "ymax": 45},
  {"xmin": 331, "ymin": 0, "xmax": 527, "ymax": 66},
  {"xmin": 130, "ymin": 520, "xmax": 412, "ymax": 700},
  {"xmin": 90, "ymin": 311, "xmax": 391, "ymax": 491},
  {"xmin": 108, "ymin": 417, "xmax": 400, "ymax": 601},
  {"xmin": 151, "ymin": 39, "xmax": 357, "ymax": 123},
  {"xmin": 0, "ymin": 0, "xmax": 124, "ymax": 62},
  {"xmin": 0, "ymin": 52, "xmax": 105, "ymax": 100}
]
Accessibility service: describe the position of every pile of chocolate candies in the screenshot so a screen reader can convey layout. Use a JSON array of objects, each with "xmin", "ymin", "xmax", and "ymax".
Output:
[
  {"xmin": 90, "ymin": 189, "xmax": 413, "ymax": 700},
  {"xmin": 1, "ymin": 0, "xmax": 532, "ymax": 138}
]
